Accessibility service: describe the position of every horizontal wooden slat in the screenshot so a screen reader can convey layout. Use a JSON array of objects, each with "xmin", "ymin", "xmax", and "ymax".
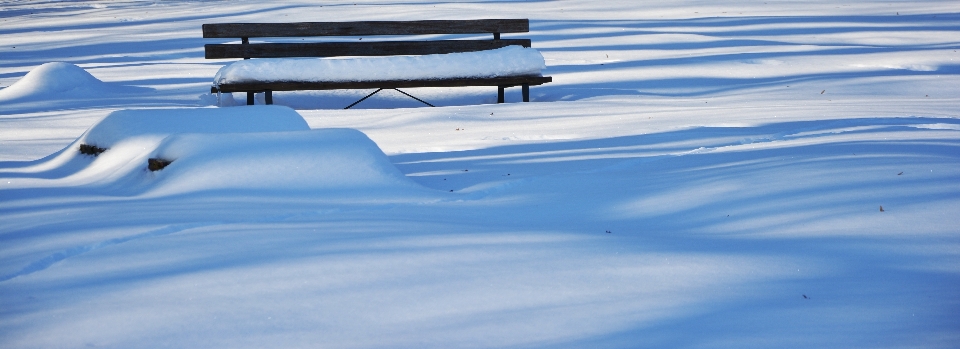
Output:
[
  {"xmin": 205, "ymin": 39, "xmax": 531, "ymax": 59},
  {"xmin": 203, "ymin": 19, "xmax": 529, "ymax": 38},
  {"xmin": 211, "ymin": 76, "xmax": 552, "ymax": 93}
]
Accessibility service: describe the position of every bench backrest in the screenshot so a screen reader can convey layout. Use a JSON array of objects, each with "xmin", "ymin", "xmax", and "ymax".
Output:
[{"xmin": 203, "ymin": 19, "xmax": 532, "ymax": 59}]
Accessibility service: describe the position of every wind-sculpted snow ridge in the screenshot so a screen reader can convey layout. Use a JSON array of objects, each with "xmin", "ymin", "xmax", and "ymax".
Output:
[
  {"xmin": 0, "ymin": 106, "xmax": 429, "ymax": 198},
  {"xmin": 80, "ymin": 106, "xmax": 310, "ymax": 149},
  {"xmin": 0, "ymin": 106, "xmax": 309, "ymax": 185},
  {"xmin": 144, "ymin": 128, "xmax": 430, "ymax": 197}
]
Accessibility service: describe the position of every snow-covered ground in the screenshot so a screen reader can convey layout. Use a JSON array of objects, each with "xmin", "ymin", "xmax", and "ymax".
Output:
[{"xmin": 2, "ymin": 1, "xmax": 959, "ymax": 348}]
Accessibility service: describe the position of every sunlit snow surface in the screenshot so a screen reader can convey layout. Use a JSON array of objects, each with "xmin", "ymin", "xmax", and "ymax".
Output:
[
  {"xmin": 213, "ymin": 46, "xmax": 547, "ymax": 85},
  {"xmin": 1, "ymin": 1, "xmax": 959, "ymax": 348}
]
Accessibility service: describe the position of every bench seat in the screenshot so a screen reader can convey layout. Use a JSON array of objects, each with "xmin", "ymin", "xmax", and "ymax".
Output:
[
  {"xmin": 203, "ymin": 19, "xmax": 552, "ymax": 107},
  {"xmin": 213, "ymin": 46, "xmax": 546, "ymax": 87},
  {"xmin": 212, "ymin": 76, "xmax": 552, "ymax": 93}
]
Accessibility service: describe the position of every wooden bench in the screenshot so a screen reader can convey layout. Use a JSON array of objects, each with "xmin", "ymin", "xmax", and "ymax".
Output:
[{"xmin": 202, "ymin": 19, "xmax": 552, "ymax": 108}]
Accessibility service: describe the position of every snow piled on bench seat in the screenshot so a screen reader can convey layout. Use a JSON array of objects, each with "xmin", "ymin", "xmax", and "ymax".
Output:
[{"xmin": 213, "ymin": 46, "xmax": 546, "ymax": 86}]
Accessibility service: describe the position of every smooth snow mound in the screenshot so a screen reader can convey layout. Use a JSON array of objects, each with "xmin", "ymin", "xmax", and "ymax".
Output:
[
  {"xmin": 147, "ymin": 129, "xmax": 423, "ymax": 195},
  {"xmin": 2, "ymin": 106, "xmax": 425, "ymax": 197},
  {"xmin": 0, "ymin": 62, "xmax": 118, "ymax": 100},
  {"xmin": 81, "ymin": 105, "xmax": 310, "ymax": 149},
  {"xmin": 1, "ymin": 106, "xmax": 309, "ymax": 181},
  {"xmin": 213, "ymin": 46, "xmax": 546, "ymax": 86}
]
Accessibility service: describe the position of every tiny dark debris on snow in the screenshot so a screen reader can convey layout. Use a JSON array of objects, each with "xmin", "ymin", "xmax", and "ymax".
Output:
[
  {"xmin": 79, "ymin": 144, "xmax": 106, "ymax": 156},
  {"xmin": 148, "ymin": 158, "xmax": 173, "ymax": 171}
]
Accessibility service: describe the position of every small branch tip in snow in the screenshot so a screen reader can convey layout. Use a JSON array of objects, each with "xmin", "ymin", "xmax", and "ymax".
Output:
[
  {"xmin": 148, "ymin": 158, "xmax": 173, "ymax": 172},
  {"xmin": 79, "ymin": 144, "xmax": 106, "ymax": 156}
]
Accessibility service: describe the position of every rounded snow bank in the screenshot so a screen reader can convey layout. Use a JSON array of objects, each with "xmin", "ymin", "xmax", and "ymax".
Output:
[
  {"xmin": 3, "ymin": 106, "xmax": 306, "ymax": 180},
  {"xmin": 0, "ymin": 62, "xmax": 113, "ymax": 100},
  {"xmin": 80, "ymin": 105, "xmax": 310, "ymax": 149},
  {"xmin": 3, "ymin": 106, "xmax": 427, "ymax": 198},
  {"xmin": 147, "ymin": 129, "xmax": 422, "ymax": 196}
]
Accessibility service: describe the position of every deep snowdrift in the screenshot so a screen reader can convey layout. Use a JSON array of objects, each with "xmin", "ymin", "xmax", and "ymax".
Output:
[
  {"xmin": 1, "ymin": 106, "xmax": 424, "ymax": 197},
  {"xmin": 147, "ymin": 129, "xmax": 427, "ymax": 196},
  {"xmin": 81, "ymin": 105, "xmax": 310, "ymax": 149}
]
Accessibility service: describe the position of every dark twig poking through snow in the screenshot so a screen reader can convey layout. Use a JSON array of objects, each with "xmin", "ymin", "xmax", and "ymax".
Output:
[
  {"xmin": 148, "ymin": 158, "xmax": 172, "ymax": 171},
  {"xmin": 78, "ymin": 144, "xmax": 106, "ymax": 156}
]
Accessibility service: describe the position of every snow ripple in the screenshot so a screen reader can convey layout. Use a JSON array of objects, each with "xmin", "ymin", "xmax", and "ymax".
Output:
[{"xmin": 0, "ymin": 223, "xmax": 212, "ymax": 282}]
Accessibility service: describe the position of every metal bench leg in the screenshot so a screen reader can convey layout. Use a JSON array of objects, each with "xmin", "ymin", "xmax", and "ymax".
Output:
[
  {"xmin": 393, "ymin": 89, "xmax": 434, "ymax": 107},
  {"xmin": 522, "ymin": 84, "xmax": 530, "ymax": 102},
  {"xmin": 498, "ymin": 86, "xmax": 505, "ymax": 103},
  {"xmin": 265, "ymin": 90, "xmax": 273, "ymax": 105},
  {"xmin": 345, "ymin": 88, "xmax": 385, "ymax": 109},
  {"xmin": 247, "ymin": 92, "xmax": 255, "ymax": 105}
]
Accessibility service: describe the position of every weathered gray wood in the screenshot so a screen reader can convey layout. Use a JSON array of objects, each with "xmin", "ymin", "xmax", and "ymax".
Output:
[
  {"xmin": 205, "ymin": 39, "xmax": 532, "ymax": 59},
  {"xmin": 211, "ymin": 76, "xmax": 552, "ymax": 93},
  {"xmin": 203, "ymin": 19, "xmax": 528, "ymax": 38}
]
